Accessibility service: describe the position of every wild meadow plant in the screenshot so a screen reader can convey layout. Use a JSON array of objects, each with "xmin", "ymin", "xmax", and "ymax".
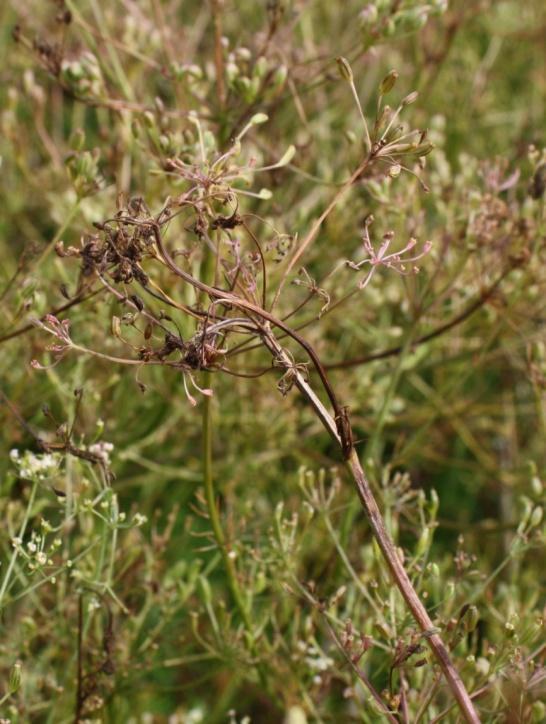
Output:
[{"xmin": 0, "ymin": 1, "xmax": 545, "ymax": 721}]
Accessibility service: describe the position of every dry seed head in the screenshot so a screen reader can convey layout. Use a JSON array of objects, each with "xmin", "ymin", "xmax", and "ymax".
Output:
[
  {"xmin": 336, "ymin": 56, "xmax": 354, "ymax": 83},
  {"xmin": 401, "ymin": 91, "xmax": 419, "ymax": 107},
  {"xmin": 380, "ymin": 69, "xmax": 399, "ymax": 95},
  {"xmin": 464, "ymin": 606, "xmax": 479, "ymax": 634}
]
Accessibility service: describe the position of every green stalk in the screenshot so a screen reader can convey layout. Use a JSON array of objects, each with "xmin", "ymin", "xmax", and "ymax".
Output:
[
  {"xmin": 202, "ymin": 370, "xmax": 253, "ymax": 631},
  {"xmin": 0, "ymin": 479, "xmax": 38, "ymax": 610},
  {"xmin": 339, "ymin": 330, "xmax": 416, "ymax": 547},
  {"xmin": 35, "ymin": 201, "xmax": 80, "ymax": 268}
]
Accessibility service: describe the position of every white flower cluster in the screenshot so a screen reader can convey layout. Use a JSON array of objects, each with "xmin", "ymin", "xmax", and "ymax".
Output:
[
  {"xmin": 11, "ymin": 530, "xmax": 61, "ymax": 575},
  {"xmin": 294, "ymin": 640, "xmax": 335, "ymax": 685},
  {"xmin": 88, "ymin": 441, "xmax": 114, "ymax": 465},
  {"xmin": 133, "ymin": 512, "xmax": 147, "ymax": 527},
  {"xmin": 9, "ymin": 449, "xmax": 60, "ymax": 480}
]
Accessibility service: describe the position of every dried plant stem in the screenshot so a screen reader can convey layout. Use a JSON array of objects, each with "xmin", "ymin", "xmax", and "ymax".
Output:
[
  {"xmin": 261, "ymin": 328, "xmax": 480, "ymax": 724},
  {"xmin": 347, "ymin": 450, "xmax": 479, "ymax": 723}
]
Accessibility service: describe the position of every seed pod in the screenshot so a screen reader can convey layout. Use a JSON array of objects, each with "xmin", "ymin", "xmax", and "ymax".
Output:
[
  {"xmin": 336, "ymin": 56, "xmax": 353, "ymax": 83},
  {"xmin": 111, "ymin": 316, "xmax": 121, "ymax": 339},
  {"xmin": 276, "ymin": 145, "xmax": 296, "ymax": 167},
  {"xmin": 250, "ymin": 112, "xmax": 268, "ymax": 125},
  {"xmin": 272, "ymin": 64, "xmax": 288, "ymax": 90},
  {"xmin": 415, "ymin": 142, "xmax": 435, "ymax": 157},
  {"xmin": 9, "ymin": 662, "xmax": 22, "ymax": 693},
  {"xmin": 532, "ymin": 701, "xmax": 546, "ymax": 722},
  {"xmin": 428, "ymin": 488, "xmax": 439, "ymax": 518},
  {"xmin": 415, "ymin": 527, "xmax": 431, "ymax": 558},
  {"xmin": 225, "ymin": 62, "xmax": 239, "ymax": 83},
  {"xmin": 254, "ymin": 56, "xmax": 268, "ymax": 79},
  {"xmin": 464, "ymin": 606, "xmax": 479, "ymax": 634},
  {"xmin": 380, "ymin": 69, "xmax": 399, "ymax": 95},
  {"xmin": 69, "ymin": 128, "xmax": 85, "ymax": 151},
  {"xmin": 401, "ymin": 91, "xmax": 419, "ymax": 107},
  {"xmin": 531, "ymin": 476, "xmax": 543, "ymax": 496},
  {"xmin": 142, "ymin": 111, "xmax": 156, "ymax": 129},
  {"xmin": 530, "ymin": 506, "xmax": 543, "ymax": 528}
]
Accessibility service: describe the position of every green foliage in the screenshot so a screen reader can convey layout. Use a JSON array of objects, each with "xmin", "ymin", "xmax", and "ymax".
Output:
[{"xmin": 0, "ymin": 0, "xmax": 545, "ymax": 721}]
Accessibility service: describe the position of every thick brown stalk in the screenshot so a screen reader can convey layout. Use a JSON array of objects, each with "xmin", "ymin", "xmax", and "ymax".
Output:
[
  {"xmin": 260, "ymin": 329, "xmax": 480, "ymax": 723},
  {"xmin": 347, "ymin": 450, "xmax": 480, "ymax": 724}
]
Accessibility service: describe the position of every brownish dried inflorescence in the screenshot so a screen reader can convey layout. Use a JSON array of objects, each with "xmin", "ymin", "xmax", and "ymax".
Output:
[{"xmin": 57, "ymin": 205, "xmax": 157, "ymax": 286}]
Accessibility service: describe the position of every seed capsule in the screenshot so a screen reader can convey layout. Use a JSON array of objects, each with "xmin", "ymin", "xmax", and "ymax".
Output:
[{"xmin": 380, "ymin": 69, "xmax": 399, "ymax": 95}]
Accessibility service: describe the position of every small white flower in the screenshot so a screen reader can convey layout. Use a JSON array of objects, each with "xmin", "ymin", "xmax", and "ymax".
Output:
[
  {"xmin": 13, "ymin": 450, "xmax": 60, "ymax": 480},
  {"xmin": 36, "ymin": 552, "xmax": 47, "ymax": 566},
  {"xmin": 88, "ymin": 596, "xmax": 101, "ymax": 612},
  {"xmin": 40, "ymin": 518, "xmax": 53, "ymax": 532},
  {"xmin": 89, "ymin": 441, "xmax": 114, "ymax": 465},
  {"xmin": 305, "ymin": 654, "xmax": 334, "ymax": 672},
  {"xmin": 186, "ymin": 707, "xmax": 205, "ymax": 724}
]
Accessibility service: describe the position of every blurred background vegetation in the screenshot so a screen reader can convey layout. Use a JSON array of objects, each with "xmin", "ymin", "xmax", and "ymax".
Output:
[{"xmin": 0, "ymin": 1, "xmax": 545, "ymax": 721}]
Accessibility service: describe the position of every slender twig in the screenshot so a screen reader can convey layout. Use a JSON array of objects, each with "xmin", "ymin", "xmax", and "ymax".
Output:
[
  {"xmin": 210, "ymin": 0, "xmax": 226, "ymax": 109},
  {"xmin": 0, "ymin": 288, "xmax": 103, "ymax": 346},
  {"xmin": 324, "ymin": 267, "xmax": 512, "ymax": 371},
  {"xmin": 270, "ymin": 156, "xmax": 372, "ymax": 311},
  {"xmin": 322, "ymin": 615, "xmax": 398, "ymax": 723},
  {"xmin": 0, "ymin": 480, "xmax": 39, "ymax": 610},
  {"xmin": 75, "ymin": 594, "xmax": 84, "ymax": 723},
  {"xmin": 346, "ymin": 448, "xmax": 479, "ymax": 723}
]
